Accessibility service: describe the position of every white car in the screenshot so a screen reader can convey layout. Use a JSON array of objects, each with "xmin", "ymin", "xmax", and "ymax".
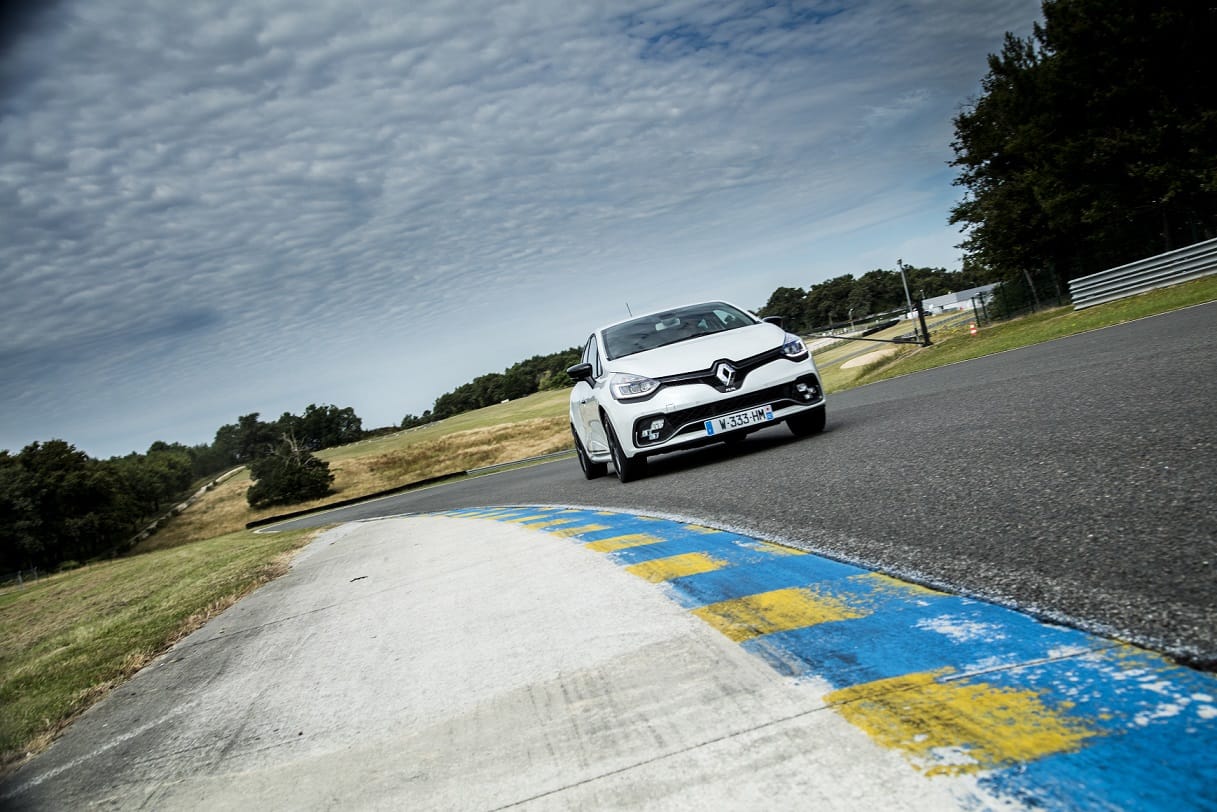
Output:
[{"xmin": 567, "ymin": 300, "xmax": 826, "ymax": 482}]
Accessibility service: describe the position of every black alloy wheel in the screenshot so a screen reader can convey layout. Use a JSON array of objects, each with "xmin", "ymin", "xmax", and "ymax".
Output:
[
  {"xmin": 572, "ymin": 424, "xmax": 606, "ymax": 479},
  {"xmin": 604, "ymin": 415, "xmax": 646, "ymax": 483}
]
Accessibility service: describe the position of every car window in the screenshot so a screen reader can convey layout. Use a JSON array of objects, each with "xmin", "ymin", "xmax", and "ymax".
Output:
[
  {"xmin": 602, "ymin": 302, "xmax": 755, "ymax": 360},
  {"xmin": 714, "ymin": 308, "xmax": 744, "ymax": 329},
  {"xmin": 589, "ymin": 336, "xmax": 602, "ymax": 378},
  {"xmin": 581, "ymin": 335, "xmax": 603, "ymax": 378}
]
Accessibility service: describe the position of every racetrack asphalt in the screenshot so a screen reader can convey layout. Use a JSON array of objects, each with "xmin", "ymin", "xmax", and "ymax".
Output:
[{"xmin": 267, "ymin": 301, "xmax": 1217, "ymax": 668}]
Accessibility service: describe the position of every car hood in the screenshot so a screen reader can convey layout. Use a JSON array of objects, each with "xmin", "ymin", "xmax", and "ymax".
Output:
[{"xmin": 602, "ymin": 322, "xmax": 786, "ymax": 377}]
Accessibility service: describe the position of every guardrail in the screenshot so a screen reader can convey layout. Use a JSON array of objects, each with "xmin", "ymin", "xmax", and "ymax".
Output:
[
  {"xmin": 1070, "ymin": 237, "xmax": 1217, "ymax": 309},
  {"xmin": 465, "ymin": 450, "xmax": 573, "ymax": 476}
]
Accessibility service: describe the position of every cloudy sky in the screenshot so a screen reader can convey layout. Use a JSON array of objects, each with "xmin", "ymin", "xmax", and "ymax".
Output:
[{"xmin": 2, "ymin": 0, "xmax": 1041, "ymax": 459}]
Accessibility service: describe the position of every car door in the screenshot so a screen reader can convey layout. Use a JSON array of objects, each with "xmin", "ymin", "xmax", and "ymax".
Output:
[{"xmin": 575, "ymin": 335, "xmax": 609, "ymax": 455}]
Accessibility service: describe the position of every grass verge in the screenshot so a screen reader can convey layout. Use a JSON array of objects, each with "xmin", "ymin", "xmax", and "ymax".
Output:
[{"xmin": 0, "ymin": 528, "xmax": 317, "ymax": 773}]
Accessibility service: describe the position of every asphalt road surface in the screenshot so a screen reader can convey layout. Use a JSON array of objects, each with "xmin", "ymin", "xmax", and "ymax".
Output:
[{"xmin": 272, "ymin": 301, "xmax": 1217, "ymax": 668}]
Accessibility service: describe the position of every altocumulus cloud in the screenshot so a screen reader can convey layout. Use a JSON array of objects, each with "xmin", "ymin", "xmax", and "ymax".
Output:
[{"xmin": 1, "ymin": 0, "xmax": 1040, "ymax": 458}]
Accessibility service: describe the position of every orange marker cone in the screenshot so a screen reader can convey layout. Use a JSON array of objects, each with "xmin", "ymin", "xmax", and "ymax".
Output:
[{"xmin": 969, "ymin": 323, "xmax": 978, "ymax": 336}]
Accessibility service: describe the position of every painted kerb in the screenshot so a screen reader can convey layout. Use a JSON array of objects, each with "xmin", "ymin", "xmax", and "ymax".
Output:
[
  {"xmin": 442, "ymin": 505, "xmax": 1217, "ymax": 811},
  {"xmin": 1070, "ymin": 237, "xmax": 1217, "ymax": 309}
]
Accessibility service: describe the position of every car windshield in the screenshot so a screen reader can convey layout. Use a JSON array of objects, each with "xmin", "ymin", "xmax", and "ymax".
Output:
[{"xmin": 601, "ymin": 302, "xmax": 756, "ymax": 360}]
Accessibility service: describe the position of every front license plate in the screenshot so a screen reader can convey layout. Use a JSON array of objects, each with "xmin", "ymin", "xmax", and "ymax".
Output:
[{"xmin": 705, "ymin": 404, "xmax": 774, "ymax": 435}]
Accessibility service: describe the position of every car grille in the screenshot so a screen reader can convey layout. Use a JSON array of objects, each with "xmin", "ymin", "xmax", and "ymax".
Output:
[
  {"xmin": 632, "ymin": 374, "xmax": 822, "ymax": 447},
  {"xmin": 656, "ymin": 347, "xmax": 786, "ymax": 392}
]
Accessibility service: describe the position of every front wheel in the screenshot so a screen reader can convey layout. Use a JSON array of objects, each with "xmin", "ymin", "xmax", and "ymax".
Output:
[
  {"xmin": 722, "ymin": 431, "xmax": 748, "ymax": 448},
  {"xmin": 787, "ymin": 405, "xmax": 826, "ymax": 437},
  {"xmin": 604, "ymin": 415, "xmax": 646, "ymax": 483},
  {"xmin": 572, "ymin": 424, "xmax": 606, "ymax": 479}
]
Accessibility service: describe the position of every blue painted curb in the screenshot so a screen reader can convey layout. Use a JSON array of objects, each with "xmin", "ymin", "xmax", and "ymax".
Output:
[{"xmin": 437, "ymin": 506, "xmax": 1217, "ymax": 811}]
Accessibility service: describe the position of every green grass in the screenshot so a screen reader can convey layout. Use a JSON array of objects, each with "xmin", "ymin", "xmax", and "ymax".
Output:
[
  {"xmin": 0, "ymin": 528, "xmax": 316, "ymax": 772},
  {"xmin": 2, "ymin": 273, "xmax": 1213, "ymax": 775}
]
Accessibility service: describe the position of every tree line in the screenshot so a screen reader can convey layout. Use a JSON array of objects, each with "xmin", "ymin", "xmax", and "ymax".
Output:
[
  {"xmin": 400, "ymin": 348, "xmax": 581, "ymax": 428},
  {"xmin": 0, "ymin": 404, "xmax": 363, "ymax": 575},
  {"xmin": 756, "ymin": 265, "xmax": 997, "ymax": 335}
]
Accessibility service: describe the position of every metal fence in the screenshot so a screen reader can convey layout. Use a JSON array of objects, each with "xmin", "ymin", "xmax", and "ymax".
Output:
[
  {"xmin": 1, "ymin": 568, "xmax": 44, "ymax": 589},
  {"xmin": 1069, "ymin": 237, "xmax": 1217, "ymax": 310}
]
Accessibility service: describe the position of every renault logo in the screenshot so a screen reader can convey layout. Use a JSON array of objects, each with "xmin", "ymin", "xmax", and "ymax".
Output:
[{"xmin": 714, "ymin": 361, "xmax": 737, "ymax": 389}]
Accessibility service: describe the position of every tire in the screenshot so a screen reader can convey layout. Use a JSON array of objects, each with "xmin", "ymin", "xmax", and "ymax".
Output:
[
  {"xmin": 604, "ymin": 415, "xmax": 646, "ymax": 483},
  {"xmin": 571, "ymin": 424, "xmax": 606, "ymax": 480},
  {"xmin": 787, "ymin": 404, "xmax": 826, "ymax": 437},
  {"xmin": 722, "ymin": 432, "xmax": 747, "ymax": 448}
]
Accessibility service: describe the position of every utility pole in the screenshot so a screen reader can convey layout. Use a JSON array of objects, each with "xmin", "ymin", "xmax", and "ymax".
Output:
[{"xmin": 896, "ymin": 259, "xmax": 917, "ymax": 340}]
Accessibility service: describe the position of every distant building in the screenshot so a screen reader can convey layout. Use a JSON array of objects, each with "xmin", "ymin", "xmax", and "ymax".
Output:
[{"xmin": 922, "ymin": 284, "xmax": 999, "ymax": 314}]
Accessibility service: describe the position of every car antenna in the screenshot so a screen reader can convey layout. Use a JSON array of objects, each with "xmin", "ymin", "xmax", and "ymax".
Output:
[{"xmin": 626, "ymin": 302, "xmax": 633, "ymax": 316}]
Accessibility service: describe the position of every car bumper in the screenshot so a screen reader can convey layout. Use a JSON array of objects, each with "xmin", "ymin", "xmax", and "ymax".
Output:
[{"xmin": 605, "ymin": 358, "xmax": 825, "ymax": 458}]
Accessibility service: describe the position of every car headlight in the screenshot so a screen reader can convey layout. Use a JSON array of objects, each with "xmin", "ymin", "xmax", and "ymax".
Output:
[
  {"xmin": 781, "ymin": 333, "xmax": 809, "ymax": 360},
  {"xmin": 609, "ymin": 372, "xmax": 661, "ymax": 401}
]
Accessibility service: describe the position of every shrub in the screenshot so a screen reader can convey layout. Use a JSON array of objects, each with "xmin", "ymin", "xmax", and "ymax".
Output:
[{"xmin": 246, "ymin": 436, "xmax": 334, "ymax": 508}]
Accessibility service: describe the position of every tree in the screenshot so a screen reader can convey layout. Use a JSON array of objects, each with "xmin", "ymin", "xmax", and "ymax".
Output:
[
  {"xmin": 950, "ymin": 0, "xmax": 1217, "ymax": 287},
  {"xmin": 424, "ymin": 348, "xmax": 581, "ymax": 421},
  {"xmin": 213, "ymin": 413, "xmax": 278, "ymax": 464},
  {"xmin": 400, "ymin": 410, "xmax": 433, "ymax": 430},
  {"xmin": 537, "ymin": 348, "xmax": 581, "ymax": 390},
  {"xmin": 803, "ymin": 274, "xmax": 859, "ymax": 327},
  {"xmin": 757, "ymin": 287, "xmax": 809, "ymax": 332},
  {"xmin": 110, "ymin": 449, "xmax": 192, "ymax": 517},
  {"xmin": 186, "ymin": 441, "xmax": 233, "ymax": 479},
  {"xmin": 3, "ymin": 441, "xmax": 129, "ymax": 568},
  {"xmin": 0, "ymin": 452, "xmax": 40, "ymax": 573},
  {"xmin": 277, "ymin": 404, "xmax": 363, "ymax": 452},
  {"xmin": 246, "ymin": 435, "xmax": 334, "ymax": 509}
]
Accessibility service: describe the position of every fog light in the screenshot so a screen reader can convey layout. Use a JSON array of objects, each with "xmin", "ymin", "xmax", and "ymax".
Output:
[{"xmin": 639, "ymin": 417, "xmax": 667, "ymax": 444}]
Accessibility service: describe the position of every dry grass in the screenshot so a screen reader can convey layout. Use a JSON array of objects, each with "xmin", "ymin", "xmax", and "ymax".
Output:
[
  {"xmin": 363, "ymin": 415, "xmax": 569, "ymax": 480},
  {"xmin": 136, "ymin": 413, "xmax": 571, "ymax": 552}
]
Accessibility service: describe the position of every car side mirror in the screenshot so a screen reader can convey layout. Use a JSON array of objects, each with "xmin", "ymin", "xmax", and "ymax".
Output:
[
  {"xmin": 566, "ymin": 362, "xmax": 594, "ymax": 383},
  {"xmin": 763, "ymin": 316, "xmax": 784, "ymax": 328}
]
